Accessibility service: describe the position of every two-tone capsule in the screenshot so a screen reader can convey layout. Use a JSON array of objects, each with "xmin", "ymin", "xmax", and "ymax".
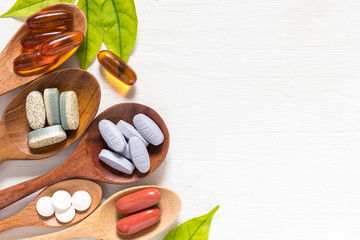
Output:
[
  {"xmin": 97, "ymin": 50, "xmax": 137, "ymax": 86},
  {"xmin": 26, "ymin": 10, "xmax": 73, "ymax": 30}
]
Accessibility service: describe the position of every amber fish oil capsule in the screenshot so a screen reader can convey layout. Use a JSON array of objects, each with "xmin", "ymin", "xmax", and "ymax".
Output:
[
  {"xmin": 13, "ymin": 50, "xmax": 59, "ymax": 76},
  {"xmin": 26, "ymin": 10, "xmax": 73, "ymax": 30},
  {"xmin": 21, "ymin": 30, "xmax": 65, "ymax": 49},
  {"xmin": 40, "ymin": 31, "xmax": 84, "ymax": 56},
  {"xmin": 97, "ymin": 50, "xmax": 137, "ymax": 86}
]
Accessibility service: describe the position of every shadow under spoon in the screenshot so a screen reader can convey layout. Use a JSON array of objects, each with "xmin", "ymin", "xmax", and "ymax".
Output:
[
  {"xmin": 0, "ymin": 179, "xmax": 102, "ymax": 233},
  {"xmin": 0, "ymin": 103, "xmax": 170, "ymax": 210},
  {"xmin": 0, "ymin": 68, "xmax": 101, "ymax": 164}
]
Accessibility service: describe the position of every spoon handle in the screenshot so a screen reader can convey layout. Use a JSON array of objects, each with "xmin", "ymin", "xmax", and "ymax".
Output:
[
  {"xmin": 0, "ymin": 165, "xmax": 70, "ymax": 210},
  {"xmin": 0, "ymin": 213, "xmax": 29, "ymax": 233},
  {"xmin": 24, "ymin": 212, "xmax": 104, "ymax": 240}
]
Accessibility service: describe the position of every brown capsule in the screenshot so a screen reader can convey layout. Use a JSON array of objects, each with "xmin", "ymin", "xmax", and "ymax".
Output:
[
  {"xmin": 97, "ymin": 50, "xmax": 137, "ymax": 86},
  {"xmin": 13, "ymin": 50, "xmax": 59, "ymax": 76},
  {"xmin": 39, "ymin": 31, "xmax": 84, "ymax": 56},
  {"xmin": 26, "ymin": 10, "xmax": 73, "ymax": 30},
  {"xmin": 21, "ymin": 30, "xmax": 65, "ymax": 49}
]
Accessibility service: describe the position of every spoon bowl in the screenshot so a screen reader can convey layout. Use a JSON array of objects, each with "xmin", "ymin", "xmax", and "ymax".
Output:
[
  {"xmin": 0, "ymin": 103, "xmax": 169, "ymax": 210},
  {"xmin": 0, "ymin": 3, "xmax": 87, "ymax": 95},
  {"xmin": 0, "ymin": 68, "xmax": 101, "ymax": 163},
  {"xmin": 25, "ymin": 186, "xmax": 181, "ymax": 240},
  {"xmin": 0, "ymin": 179, "xmax": 102, "ymax": 233}
]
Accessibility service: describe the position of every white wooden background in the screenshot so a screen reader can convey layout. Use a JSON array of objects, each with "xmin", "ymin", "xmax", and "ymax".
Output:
[{"xmin": 2, "ymin": 0, "xmax": 360, "ymax": 239}]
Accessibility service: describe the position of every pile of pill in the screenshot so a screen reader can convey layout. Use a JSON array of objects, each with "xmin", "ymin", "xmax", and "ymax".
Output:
[
  {"xmin": 36, "ymin": 190, "xmax": 92, "ymax": 223},
  {"xmin": 26, "ymin": 88, "xmax": 79, "ymax": 148},
  {"xmin": 115, "ymin": 188, "xmax": 161, "ymax": 235},
  {"xmin": 98, "ymin": 113, "xmax": 164, "ymax": 174},
  {"xmin": 13, "ymin": 10, "xmax": 84, "ymax": 76}
]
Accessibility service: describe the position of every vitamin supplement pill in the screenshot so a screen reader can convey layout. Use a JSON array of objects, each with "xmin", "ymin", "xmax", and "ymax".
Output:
[
  {"xmin": 117, "ymin": 120, "xmax": 149, "ymax": 146},
  {"xmin": 44, "ymin": 88, "xmax": 60, "ymax": 125},
  {"xmin": 13, "ymin": 49, "xmax": 59, "ymax": 76},
  {"xmin": 55, "ymin": 205, "xmax": 75, "ymax": 223},
  {"xmin": 129, "ymin": 137, "xmax": 150, "ymax": 173},
  {"xmin": 99, "ymin": 149, "xmax": 135, "ymax": 175},
  {"xmin": 26, "ymin": 90, "xmax": 46, "ymax": 130},
  {"xmin": 97, "ymin": 50, "xmax": 137, "ymax": 86},
  {"xmin": 28, "ymin": 125, "xmax": 66, "ymax": 148},
  {"xmin": 40, "ymin": 31, "xmax": 84, "ymax": 56},
  {"xmin": 52, "ymin": 190, "xmax": 72, "ymax": 211},
  {"xmin": 116, "ymin": 208, "xmax": 161, "ymax": 236},
  {"xmin": 26, "ymin": 10, "xmax": 73, "ymax": 30},
  {"xmin": 59, "ymin": 91, "xmax": 79, "ymax": 130},
  {"xmin": 36, "ymin": 196, "xmax": 54, "ymax": 217},
  {"xmin": 21, "ymin": 30, "xmax": 65, "ymax": 49},
  {"xmin": 121, "ymin": 144, "xmax": 131, "ymax": 159},
  {"xmin": 133, "ymin": 114, "xmax": 164, "ymax": 146},
  {"xmin": 116, "ymin": 188, "xmax": 161, "ymax": 215},
  {"xmin": 72, "ymin": 191, "xmax": 92, "ymax": 211},
  {"xmin": 99, "ymin": 119, "xmax": 126, "ymax": 152}
]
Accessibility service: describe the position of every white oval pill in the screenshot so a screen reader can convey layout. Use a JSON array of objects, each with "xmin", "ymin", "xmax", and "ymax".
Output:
[
  {"xmin": 72, "ymin": 190, "xmax": 92, "ymax": 211},
  {"xmin": 99, "ymin": 149, "xmax": 135, "ymax": 174},
  {"xmin": 55, "ymin": 205, "xmax": 75, "ymax": 223},
  {"xmin": 133, "ymin": 114, "xmax": 164, "ymax": 146},
  {"xmin": 99, "ymin": 119, "xmax": 126, "ymax": 152},
  {"xmin": 117, "ymin": 120, "xmax": 149, "ymax": 146},
  {"xmin": 120, "ymin": 144, "xmax": 131, "ymax": 159},
  {"xmin": 129, "ymin": 137, "xmax": 150, "ymax": 173},
  {"xmin": 36, "ymin": 196, "xmax": 54, "ymax": 217},
  {"xmin": 52, "ymin": 190, "xmax": 72, "ymax": 211},
  {"xmin": 26, "ymin": 90, "xmax": 46, "ymax": 130}
]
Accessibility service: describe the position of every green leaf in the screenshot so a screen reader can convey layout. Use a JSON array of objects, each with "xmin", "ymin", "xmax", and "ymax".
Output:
[
  {"xmin": 163, "ymin": 205, "xmax": 220, "ymax": 240},
  {"xmin": 101, "ymin": 0, "xmax": 138, "ymax": 62},
  {"xmin": 1, "ymin": 0, "xmax": 75, "ymax": 17},
  {"xmin": 76, "ymin": 0, "xmax": 104, "ymax": 69}
]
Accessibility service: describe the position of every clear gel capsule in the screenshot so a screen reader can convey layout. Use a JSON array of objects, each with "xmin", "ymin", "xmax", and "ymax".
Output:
[
  {"xmin": 39, "ymin": 31, "xmax": 84, "ymax": 56},
  {"xmin": 13, "ymin": 49, "xmax": 59, "ymax": 76},
  {"xmin": 97, "ymin": 50, "xmax": 137, "ymax": 86},
  {"xmin": 26, "ymin": 10, "xmax": 73, "ymax": 30},
  {"xmin": 21, "ymin": 30, "xmax": 65, "ymax": 49}
]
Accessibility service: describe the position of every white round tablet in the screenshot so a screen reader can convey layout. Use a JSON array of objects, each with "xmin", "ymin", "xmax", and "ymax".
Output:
[
  {"xmin": 72, "ymin": 191, "xmax": 92, "ymax": 211},
  {"xmin": 36, "ymin": 196, "xmax": 54, "ymax": 217},
  {"xmin": 52, "ymin": 190, "xmax": 72, "ymax": 211},
  {"xmin": 55, "ymin": 205, "xmax": 76, "ymax": 223}
]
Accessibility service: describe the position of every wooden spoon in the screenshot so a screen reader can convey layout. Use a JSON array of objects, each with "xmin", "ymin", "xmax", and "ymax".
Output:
[
  {"xmin": 0, "ymin": 68, "xmax": 101, "ymax": 164},
  {"xmin": 0, "ymin": 179, "xmax": 102, "ymax": 233},
  {"xmin": 24, "ymin": 186, "xmax": 181, "ymax": 240},
  {"xmin": 0, "ymin": 103, "xmax": 170, "ymax": 210},
  {"xmin": 0, "ymin": 3, "xmax": 87, "ymax": 95}
]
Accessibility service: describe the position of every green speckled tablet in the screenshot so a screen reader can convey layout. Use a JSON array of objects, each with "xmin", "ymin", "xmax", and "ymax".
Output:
[
  {"xmin": 44, "ymin": 88, "xmax": 60, "ymax": 125},
  {"xmin": 60, "ymin": 91, "xmax": 79, "ymax": 130},
  {"xmin": 28, "ymin": 125, "xmax": 67, "ymax": 148}
]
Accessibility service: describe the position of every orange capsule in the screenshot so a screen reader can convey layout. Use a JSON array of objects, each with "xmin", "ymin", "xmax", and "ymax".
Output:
[
  {"xmin": 26, "ymin": 10, "xmax": 73, "ymax": 30},
  {"xmin": 13, "ymin": 50, "xmax": 59, "ymax": 76},
  {"xmin": 39, "ymin": 31, "xmax": 84, "ymax": 56},
  {"xmin": 97, "ymin": 50, "xmax": 137, "ymax": 86},
  {"xmin": 21, "ymin": 30, "xmax": 65, "ymax": 49},
  {"xmin": 116, "ymin": 208, "xmax": 161, "ymax": 236}
]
